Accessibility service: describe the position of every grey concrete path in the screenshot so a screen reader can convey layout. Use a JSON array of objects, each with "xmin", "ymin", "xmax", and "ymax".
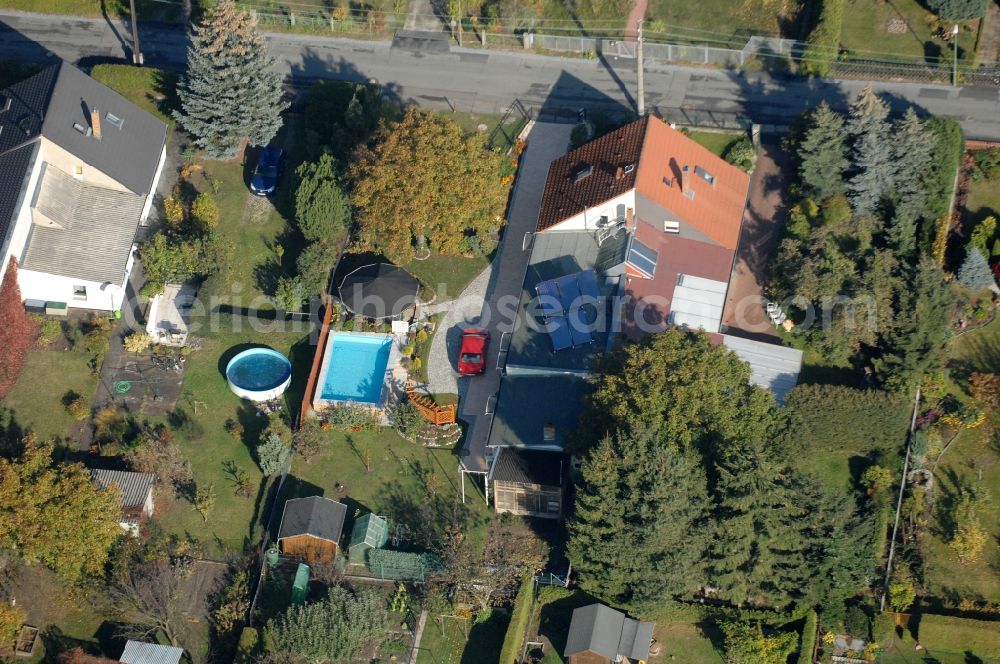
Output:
[
  {"xmin": 425, "ymin": 263, "xmax": 493, "ymax": 395},
  {"xmin": 3, "ymin": 11, "xmax": 1000, "ymax": 140},
  {"xmin": 403, "ymin": 0, "xmax": 444, "ymax": 32},
  {"xmin": 456, "ymin": 121, "xmax": 575, "ymax": 473}
]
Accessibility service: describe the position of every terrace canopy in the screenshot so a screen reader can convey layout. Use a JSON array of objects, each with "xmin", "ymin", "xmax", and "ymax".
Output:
[{"xmin": 337, "ymin": 263, "xmax": 420, "ymax": 321}]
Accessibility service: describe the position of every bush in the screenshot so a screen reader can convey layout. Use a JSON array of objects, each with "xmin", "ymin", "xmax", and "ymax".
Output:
[
  {"xmin": 66, "ymin": 397, "xmax": 91, "ymax": 421},
  {"xmin": 393, "ymin": 401, "xmax": 424, "ymax": 440},
  {"xmin": 724, "ymin": 135, "xmax": 757, "ymax": 172},
  {"xmin": 163, "ymin": 195, "xmax": 186, "ymax": 226},
  {"xmin": 256, "ymin": 432, "xmax": 290, "ymax": 476},
  {"xmin": 123, "ymin": 331, "xmax": 152, "ymax": 354},
  {"xmin": 0, "ymin": 258, "xmax": 39, "ymax": 397},
  {"xmin": 235, "ymin": 627, "xmax": 259, "ymax": 664},
  {"xmin": 295, "ymin": 154, "xmax": 352, "ymax": 244},
  {"xmin": 499, "ymin": 573, "xmax": 534, "ymax": 664},
  {"xmin": 324, "ymin": 406, "xmax": 381, "ymax": 432},
  {"xmin": 845, "ymin": 604, "xmax": 870, "ymax": 639},
  {"xmin": 971, "ymin": 147, "xmax": 1000, "ymax": 181},
  {"xmin": 191, "ymin": 192, "xmax": 220, "ymax": 228},
  {"xmin": 888, "ymin": 578, "xmax": 916, "ymax": 612},
  {"xmin": 918, "ymin": 614, "xmax": 1000, "ymax": 657},
  {"xmin": 797, "ymin": 609, "xmax": 818, "ymax": 664},
  {"xmin": 30, "ymin": 314, "xmax": 62, "ymax": 346},
  {"xmin": 871, "ymin": 613, "xmax": 895, "ymax": 646},
  {"xmin": 800, "ymin": 0, "xmax": 845, "ymax": 77}
]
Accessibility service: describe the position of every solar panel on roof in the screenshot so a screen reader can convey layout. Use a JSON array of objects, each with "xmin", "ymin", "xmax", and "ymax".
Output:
[
  {"xmin": 547, "ymin": 315, "xmax": 573, "ymax": 351},
  {"xmin": 626, "ymin": 238, "xmax": 658, "ymax": 277},
  {"xmin": 568, "ymin": 315, "xmax": 592, "ymax": 346},
  {"xmin": 577, "ymin": 269, "xmax": 600, "ymax": 301},
  {"xmin": 536, "ymin": 280, "xmax": 562, "ymax": 316},
  {"xmin": 555, "ymin": 273, "xmax": 582, "ymax": 311}
]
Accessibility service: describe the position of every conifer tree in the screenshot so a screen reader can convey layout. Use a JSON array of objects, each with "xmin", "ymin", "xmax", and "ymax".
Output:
[
  {"xmin": 957, "ymin": 247, "xmax": 997, "ymax": 291},
  {"xmin": 874, "ymin": 258, "xmax": 954, "ymax": 388},
  {"xmin": 174, "ymin": 0, "xmax": 288, "ymax": 159},
  {"xmin": 567, "ymin": 426, "xmax": 712, "ymax": 610},
  {"xmin": 892, "ymin": 108, "xmax": 933, "ymax": 222},
  {"xmin": 847, "ymin": 86, "xmax": 894, "ymax": 215},
  {"xmin": 709, "ymin": 435, "xmax": 813, "ymax": 607},
  {"xmin": 798, "ymin": 101, "xmax": 848, "ymax": 201},
  {"xmin": 928, "ymin": 0, "xmax": 988, "ymax": 20}
]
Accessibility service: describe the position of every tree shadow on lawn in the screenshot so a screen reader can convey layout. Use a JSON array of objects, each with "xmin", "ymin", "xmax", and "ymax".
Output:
[
  {"xmin": 536, "ymin": 590, "xmax": 598, "ymax": 657},
  {"xmin": 460, "ymin": 609, "xmax": 510, "ymax": 664}
]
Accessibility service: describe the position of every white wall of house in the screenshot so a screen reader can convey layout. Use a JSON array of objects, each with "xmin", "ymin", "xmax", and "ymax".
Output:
[
  {"xmin": 18, "ymin": 252, "xmax": 132, "ymax": 311},
  {"xmin": 140, "ymin": 145, "xmax": 167, "ymax": 223},
  {"xmin": 543, "ymin": 190, "xmax": 636, "ymax": 232}
]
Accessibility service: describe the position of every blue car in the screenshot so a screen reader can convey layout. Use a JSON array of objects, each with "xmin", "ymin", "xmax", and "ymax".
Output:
[{"xmin": 250, "ymin": 146, "xmax": 284, "ymax": 197}]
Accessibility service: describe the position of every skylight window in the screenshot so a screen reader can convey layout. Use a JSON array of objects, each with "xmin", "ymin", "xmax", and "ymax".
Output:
[
  {"xmin": 573, "ymin": 164, "xmax": 593, "ymax": 182},
  {"xmin": 626, "ymin": 237, "xmax": 658, "ymax": 277},
  {"xmin": 105, "ymin": 112, "xmax": 124, "ymax": 129},
  {"xmin": 695, "ymin": 165, "xmax": 715, "ymax": 185}
]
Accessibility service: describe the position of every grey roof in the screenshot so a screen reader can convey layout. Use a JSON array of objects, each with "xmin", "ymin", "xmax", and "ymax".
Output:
[
  {"xmin": 489, "ymin": 448, "xmax": 565, "ymax": 487},
  {"xmin": 120, "ymin": 640, "xmax": 183, "ymax": 664},
  {"xmin": 0, "ymin": 143, "xmax": 36, "ymax": 249},
  {"xmin": 278, "ymin": 496, "xmax": 347, "ymax": 543},
  {"xmin": 721, "ymin": 334, "xmax": 803, "ymax": 403},
  {"xmin": 90, "ymin": 469, "xmax": 154, "ymax": 510},
  {"xmin": 486, "ymin": 374, "xmax": 591, "ymax": 451},
  {"xmin": 507, "ymin": 230, "xmax": 620, "ymax": 373},
  {"xmin": 21, "ymin": 163, "xmax": 145, "ymax": 283},
  {"xmin": 0, "ymin": 64, "xmax": 58, "ymax": 154},
  {"xmin": 564, "ymin": 603, "xmax": 654, "ymax": 661}
]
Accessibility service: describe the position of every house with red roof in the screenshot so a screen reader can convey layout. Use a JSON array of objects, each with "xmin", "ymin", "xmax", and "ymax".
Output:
[{"xmin": 483, "ymin": 115, "xmax": 802, "ymax": 519}]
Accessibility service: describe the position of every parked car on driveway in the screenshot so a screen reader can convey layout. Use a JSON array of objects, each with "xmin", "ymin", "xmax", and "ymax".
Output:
[
  {"xmin": 250, "ymin": 146, "xmax": 284, "ymax": 197},
  {"xmin": 458, "ymin": 328, "xmax": 490, "ymax": 375}
]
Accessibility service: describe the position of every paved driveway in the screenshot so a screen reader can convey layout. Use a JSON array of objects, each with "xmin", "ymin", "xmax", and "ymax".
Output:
[
  {"xmin": 457, "ymin": 121, "xmax": 574, "ymax": 473},
  {"xmin": 721, "ymin": 139, "xmax": 790, "ymax": 341}
]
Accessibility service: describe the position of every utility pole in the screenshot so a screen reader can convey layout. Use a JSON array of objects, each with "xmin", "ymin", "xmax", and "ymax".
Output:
[
  {"xmin": 951, "ymin": 23, "xmax": 959, "ymax": 87},
  {"xmin": 636, "ymin": 18, "xmax": 645, "ymax": 117},
  {"xmin": 129, "ymin": 0, "xmax": 143, "ymax": 65}
]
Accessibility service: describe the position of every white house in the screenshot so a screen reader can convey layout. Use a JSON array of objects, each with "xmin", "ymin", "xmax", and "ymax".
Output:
[
  {"xmin": 90, "ymin": 468, "xmax": 155, "ymax": 536},
  {"xmin": 0, "ymin": 62, "xmax": 168, "ymax": 312}
]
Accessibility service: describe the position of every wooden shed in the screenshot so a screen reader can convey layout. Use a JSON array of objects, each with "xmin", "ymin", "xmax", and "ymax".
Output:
[{"xmin": 277, "ymin": 496, "xmax": 348, "ymax": 563}]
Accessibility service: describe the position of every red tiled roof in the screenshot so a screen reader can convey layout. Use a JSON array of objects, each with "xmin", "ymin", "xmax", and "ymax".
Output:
[
  {"xmin": 536, "ymin": 116, "xmax": 751, "ymax": 251},
  {"xmin": 535, "ymin": 117, "xmax": 648, "ymax": 232},
  {"xmin": 635, "ymin": 118, "xmax": 750, "ymax": 250}
]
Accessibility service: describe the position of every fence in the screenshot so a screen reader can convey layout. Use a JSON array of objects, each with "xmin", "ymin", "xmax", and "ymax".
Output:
[{"xmin": 239, "ymin": 1, "xmax": 999, "ymax": 87}]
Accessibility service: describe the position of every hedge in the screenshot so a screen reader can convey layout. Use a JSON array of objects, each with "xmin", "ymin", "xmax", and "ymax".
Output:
[
  {"xmin": 499, "ymin": 574, "xmax": 534, "ymax": 664},
  {"xmin": 797, "ymin": 610, "xmax": 818, "ymax": 664},
  {"xmin": 785, "ymin": 385, "xmax": 911, "ymax": 457},
  {"xmin": 924, "ymin": 118, "xmax": 965, "ymax": 222},
  {"xmin": 918, "ymin": 614, "xmax": 1000, "ymax": 657},
  {"xmin": 800, "ymin": 0, "xmax": 845, "ymax": 77}
]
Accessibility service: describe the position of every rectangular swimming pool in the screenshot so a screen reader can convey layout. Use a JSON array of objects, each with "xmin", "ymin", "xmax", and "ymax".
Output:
[{"xmin": 315, "ymin": 332, "xmax": 393, "ymax": 406}]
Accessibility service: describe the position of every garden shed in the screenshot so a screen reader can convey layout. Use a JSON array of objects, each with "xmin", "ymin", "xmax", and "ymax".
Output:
[
  {"xmin": 277, "ymin": 496, "xmax": 347, "ymax": 563},
  {"xmin": 349, "ymin": 512, "xmax": 389, "ymax": 561}
]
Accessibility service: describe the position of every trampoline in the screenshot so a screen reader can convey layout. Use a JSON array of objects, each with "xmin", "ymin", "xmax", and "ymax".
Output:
[{"xmin": 338, "ymin": 263, "xmax": 420, "ymax": 321}]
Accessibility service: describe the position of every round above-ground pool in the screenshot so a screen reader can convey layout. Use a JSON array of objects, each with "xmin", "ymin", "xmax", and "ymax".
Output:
[{"xmin": 226, "ymin": 347, "xmax": 292, "ymax": 401}]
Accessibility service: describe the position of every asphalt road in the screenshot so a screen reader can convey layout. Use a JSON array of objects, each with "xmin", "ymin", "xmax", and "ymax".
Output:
[{"xmin": 2, "ymin": 10, "xmax": 1000, "ymax": 138}]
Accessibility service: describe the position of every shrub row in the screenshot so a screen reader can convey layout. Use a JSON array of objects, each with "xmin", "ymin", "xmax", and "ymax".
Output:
[
  {"xmin": 797, "ymin": 609, "xmax": 818, "ymax": 664},
  {"xmin": 924, "ymin": 118, "xmax": 965, "ymax": 221},
  {"xmin": 785, "ymin": 384, "xmax": 912, "ymax": 456},
  {"xmin": 918, "ymin": 614, "xmax": 1000, "ymax": 657},
  {"xmin": 499, "ymin": 574, "xmax": 534, "ymax": 664},
  {"xmin": 800, "ymin": 0, "xmax": 845, "ymax": 77}
]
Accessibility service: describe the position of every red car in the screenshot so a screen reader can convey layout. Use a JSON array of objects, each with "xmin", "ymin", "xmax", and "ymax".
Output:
[{"xmin": 458, "ymin": 328, "xmax": 490, "ymax": 375}]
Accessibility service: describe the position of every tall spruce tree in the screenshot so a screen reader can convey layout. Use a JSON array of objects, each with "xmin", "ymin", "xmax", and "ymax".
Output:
[
  {"xmin": 708, "ymin": 435, "xmax": 814, "ymax": 607},
  {"xmin": 892, "ymin": 108, "xmax": 933, "ymax": 223},
  {"xmin": 175, "ymin": 0, "xmax": 288, "ymax": 159},
  {"xmin": 798, "ymin": 102, "xmax": 848, "ymax": 201},
  {"xmin": 928, "ymin": 0, "xmax": 988, "ymax": 20},
  {"xmin": 567, "ymin": 426, "xmax": 712, "ymax": 611},
  {"xmin": 847, "ymin": 86, "xmax": 894, "ymax": 215},
  {"xmin": 874, "ymin": 258, "xmax": 954, "ymax": 388}
]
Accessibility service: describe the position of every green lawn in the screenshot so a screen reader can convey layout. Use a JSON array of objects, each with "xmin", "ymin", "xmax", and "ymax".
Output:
[
  {"xmin": 90, "ymin": 64, "xmax": 178, "ymax": 127},
  {"xmin": 417, "ymin": 612, "xmax": 510, "ymax": 664},
  {"xmin": 406, "ymin": 252, "xmax": 491, "ymax": 302},
  {"xmin": 4, "ymin": 344, "xmax": 98, "ymax": 443},
  {"xmin": 655, "ymin": 621, "xmax": 725, "ymax": 663},
  {"xmin": 880, "ymin": 625, "xmax": 1000, "ymax": 663},
  {"xmin": 687, "ymin": 130, "xmax": 744, "ymax": 158},
  {"xmin": 645, "ymin": 0, "xmax": 797, "ymax": 42},
  {"xmin": 154, "ymin": 316, "xmax": 315, "ymax": 556},
  {"xmin": 963, "ymin": 167, "xmax": 1000, "ymax": 231},
  {"xmin": 839, "ymin": 0, "xmax": 978, "ymax": 65}
]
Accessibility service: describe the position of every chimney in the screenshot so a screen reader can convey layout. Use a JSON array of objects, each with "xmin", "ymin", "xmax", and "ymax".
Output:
[
  {"xmin": 615, "ymin": 165, "xmax": 624, "ymax": 180},
  {"xmin": 679, "ymin": 165, "xmax": 689, "ymax": 193},
  {"xmin": 91, "ymin": 107, "xmax": 102, "ymax": 141}
]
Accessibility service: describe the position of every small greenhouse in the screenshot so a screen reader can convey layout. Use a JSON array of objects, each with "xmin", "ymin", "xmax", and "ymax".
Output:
[{"xmin": 349, "ymin": 513, "xmax": 389, "ymax": 561}]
